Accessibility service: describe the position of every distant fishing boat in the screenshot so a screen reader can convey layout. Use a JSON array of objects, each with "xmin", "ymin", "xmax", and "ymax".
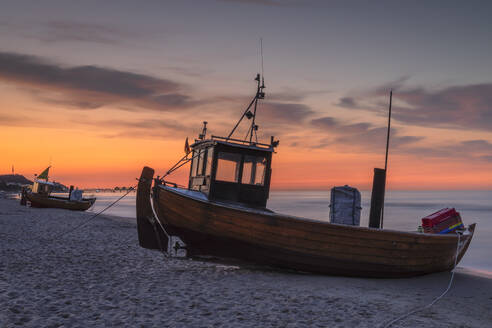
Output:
[
  {"xmin": 23, "ymin": 166, "xmax": 96, "ymax": 211},
  {"xmin": 136, "ymin": 74, "xmax": 476, "ymax": 278}
]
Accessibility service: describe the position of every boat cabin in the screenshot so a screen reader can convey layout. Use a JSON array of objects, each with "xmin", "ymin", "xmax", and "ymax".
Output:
[
  {"xmin": 32, "ymin": 179, "xmax": 54, "ymax": 195},
  {"xmin": 188, "ymin": 136, "xmax": 274, "ymax": 208}
]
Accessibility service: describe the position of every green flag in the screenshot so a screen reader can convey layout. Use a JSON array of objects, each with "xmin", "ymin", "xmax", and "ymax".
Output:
[{"xmin": 37, "ymin": 166, "xmax": 51, "ymax": 180}]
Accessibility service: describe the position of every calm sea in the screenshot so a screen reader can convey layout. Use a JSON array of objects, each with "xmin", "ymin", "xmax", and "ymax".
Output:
[{"xmin": 87, "ymin": 190, "xmax": 492, "ymax": 272}]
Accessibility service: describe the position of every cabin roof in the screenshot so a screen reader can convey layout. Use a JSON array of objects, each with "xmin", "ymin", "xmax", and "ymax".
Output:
[
  {"xmin": 34, "ymin": 179, "xmax": 55, "ymax": 186},
  {"xmin": 191, "ymin": 136, "xmax": 274, "ymax": 153},
  {"xmin": 214, "ymin": 140, "xmax": 274, "ymax": 152}
]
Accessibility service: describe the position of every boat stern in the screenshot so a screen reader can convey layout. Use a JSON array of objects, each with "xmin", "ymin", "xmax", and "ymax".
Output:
[{"xmin": 136, "ymin": 166, "xmax": 168, "ymax": 251}]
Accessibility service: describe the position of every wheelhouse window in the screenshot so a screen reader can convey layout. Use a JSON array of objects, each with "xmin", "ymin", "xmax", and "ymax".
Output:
[
  {"xmin": 216, "ymin": 152, "xmax": 242, "ymax": 183},
  {"xmin": 189, "ymin": 147, "xmax": 214, "ymax": 192},
  {"xmin": 191, "ymin": 150, "xmax": 198, "ymax": 176},
  {"xmin": 190, "ymin": 148, "xmax": 210, "ymax": 177},
  {"xmin": 197, "ymin": 149, "xmax": 205, "ymax": 175},
  {"xmin": 205, "ymin": 147, "xmax": 213, "ymax": 176},
  {"xmin": 242, "ymin": 155, "xmax": 267, "ymax": 186}
]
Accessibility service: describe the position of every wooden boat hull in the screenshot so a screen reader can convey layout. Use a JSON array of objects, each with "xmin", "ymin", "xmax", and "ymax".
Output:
[
  {"xmin": 139, "ymin": 168, "xmax": 475, "ymax": 278},
  {"xmin": 26, "ymin": 192, "xmax": 96, "ymax": 211}
]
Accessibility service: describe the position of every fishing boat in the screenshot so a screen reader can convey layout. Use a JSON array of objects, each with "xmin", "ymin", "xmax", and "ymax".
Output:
[
  {"xmin": 23, "ymin": 167, "xmax": 96, "ymax": 211},
  {"xmin": 136, "ymin": 74, "xmax": 476, "ymax": 278}
]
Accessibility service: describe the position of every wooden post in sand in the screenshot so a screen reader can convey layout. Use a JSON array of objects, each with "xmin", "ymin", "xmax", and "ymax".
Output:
[
  {"xmin": 369, "ymin": 168, "xmax": 386, "ymax": 228},
  {"xmin": 136, "ymin": 166, "xmax": 168, "ymax": 250}
]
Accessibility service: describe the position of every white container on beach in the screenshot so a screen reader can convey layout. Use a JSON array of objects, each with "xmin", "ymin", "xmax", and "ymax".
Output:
[{"xmin": 329, "ymin": 186, "xmax": 361, "ymax": 226}]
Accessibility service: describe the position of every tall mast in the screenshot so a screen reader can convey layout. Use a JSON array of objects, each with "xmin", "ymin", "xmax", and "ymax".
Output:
[
  {"xmin": 384, "ymin": 90, "xmax": 393, "ymax": 172},
  {"xmin": 227, "ymin": 39, "xmax": 266, "ymax": 144},
  {"xmin": 227, "ymin": 73, "xmax": 265, "ymax": 143},
  {"xmin": 249, "ymin": 74, "xmax": 265, "ymax": 143},
  {"xmin": 380, "ymin": 90, "xmax": 393, "ymax": 228}
]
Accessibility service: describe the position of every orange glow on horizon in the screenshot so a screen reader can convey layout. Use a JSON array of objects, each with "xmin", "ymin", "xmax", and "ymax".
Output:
[
  {"xmin": 4, "ymin": 123, "xmax": 492, "ymax": 190},
  {"xmin": 2, "ymin": 83, "xmax": 492, "ymax": 191}
]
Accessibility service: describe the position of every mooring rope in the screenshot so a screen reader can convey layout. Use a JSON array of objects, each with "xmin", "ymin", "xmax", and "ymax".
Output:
[
  {"xmin": 381, "ymin": 232, "xmax": 462, "ymax": 328},
  {"xmin": 55, "ymin": 186, "xmax": 137, "ymax": 235},
  {"xmin": 18, "ymin": 185, "xmax": 137, "ymax": 252},
  {"xmin": 146, "ymin": 189, "xmax": 171, "ymax": 258}
]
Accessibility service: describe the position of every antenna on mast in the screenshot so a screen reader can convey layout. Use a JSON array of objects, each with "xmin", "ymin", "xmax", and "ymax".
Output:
[
  {"xmin": 260, "ymin": 38, "xmax": 265, "ymax": 85},
  {"xmin": 226, "ymin": 38, "xmax": 266, "ymax": 143},
  {"xmin": 249, "ymin": 38, "xmax": 265, "ymax": 143}
]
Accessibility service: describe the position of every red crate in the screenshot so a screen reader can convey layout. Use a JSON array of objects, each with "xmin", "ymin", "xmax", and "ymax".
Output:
[
  {"xmin": 421, "ymin": 208, "xmax": 458, "ymax": 227},
  {"xmin": 421, "ymin": 208, "xmax": 463, "ymax": 234}
]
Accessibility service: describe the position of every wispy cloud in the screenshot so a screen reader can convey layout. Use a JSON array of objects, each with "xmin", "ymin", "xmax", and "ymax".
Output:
[
  {"xmin": 163, "ymin": 65, "xmax": 214, "ymax": 78},
  {"xmin": 206, "ymin": 92, "xmax": 317, "ymax": 133},
  {"xmin": 101, "ymin": 118, "xmax": 188, "ymax": 132},
  {"xmin": 391, "ymin": 84, "xmax": 492, "ymax": 131},
  {"xmin": 0, "ymin": 51, "xmax": 202, "ymax": 112},
  {"xmin": 336, "ymin": 97, "xmax": 360, "ymax": 109},
  {"xmin": 268, "ymin": 87, "xmax": 331, "ymax": 102},
  {"xmin": 403, "ymin": 139, "xmax": 492, "ymax": 162},
  {"xmin": 29, "ymin": 91, "xmax": 104, "ymax": 110},
  {"xmin": 69, "ymin": 117, "xmax": 192, "ymax": 140},
  {"xmin": 0, "ymin": 19, "xmax": 139, "ymax": 45},
  {"xmin": 0, "ymin": 113, "xmax": 28, "ymax": 126},
  {"xmin": 218, "ymin": 0, "xmax": 297, "ymax": 6},
  {"xmin": 37, "ymin": 21, "xmax": 136, "ymax": 45},
  {"xmin": 260, "ymin": 102, "xmax": 314, "ymax": 124},
  {"xmin": 310, "ymin": 116, "xmax": 422, "ymax": 151},
  {"xmin": 337, "ymin": 78, "xmax": 492, "ymax": 132},
  {"xmin": 311, "ymin": 116, "xmax": 371, "ymax": 134},
  {"xmin": 312, "ymin": 115, "xmax": 492, "ymax": 162},
  {"xmin": 0, "ymin": 107, "xmax": 193, "ymax": 139}
]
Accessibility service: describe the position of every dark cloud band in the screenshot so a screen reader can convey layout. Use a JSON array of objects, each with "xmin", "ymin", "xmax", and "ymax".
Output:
[
  {"xmin": 337, "ymin": 78, "xmax": 492, "ymax": 131},
  {"xmin": 0, "ymin": 51, "xmax": 197, "ymax": 111}
]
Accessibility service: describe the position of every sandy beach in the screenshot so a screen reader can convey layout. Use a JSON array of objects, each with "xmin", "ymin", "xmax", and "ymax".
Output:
[{"xmin": 1, "ymin": 197, "xmax": 491, "ymax": 328}]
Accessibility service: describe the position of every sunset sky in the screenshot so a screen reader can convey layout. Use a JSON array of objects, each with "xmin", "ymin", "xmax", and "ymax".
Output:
[{"xmin": 1, "ymin": 0, "xmax": 492, "ymax": 190}]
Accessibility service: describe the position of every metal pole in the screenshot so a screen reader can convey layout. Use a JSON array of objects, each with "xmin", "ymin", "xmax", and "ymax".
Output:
[
  {"xmin": 249, "ymin": 76, "xmax": 261, "ymax": 143},
  {"xmin": 384, "ymin": 90, "xmax": 393, "ymax": 171},
  {"xmin": 381, "ymin": 90, "xmax": 392, "ymax": 228}
]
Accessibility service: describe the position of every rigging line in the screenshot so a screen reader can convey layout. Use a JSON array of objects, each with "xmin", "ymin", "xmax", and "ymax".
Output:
[
  {"xmin": 165, "ymin": 153, "xmax": 190, "ymax": 175},
  {"xmin": 162, "ymin": 151, "xmax": 201, "ymax": 178},
  {"xmin": 227, "ymin": 95, "xmax": 257, "ymax": 140},
  {"xmin": 51, "ymin": 186, "xmax": 136, "ymax": 236},
  {"xmin": 18, "ymin": 185, "xmax": 137, "ymax": 252},
  {"xmin": 244, "ymin": 123, "xmax": 253, "ymax": 141},
  {"xmin": 148, "ymin": 190, "xmax": 171, "ymax": 258},
  {"xmin": 249, "ymin": 85, "xmax": 260, "ymax": 142},
  {"xmin": 381, "ymin": 232, "xmax": 462, "ymax": 328}
]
